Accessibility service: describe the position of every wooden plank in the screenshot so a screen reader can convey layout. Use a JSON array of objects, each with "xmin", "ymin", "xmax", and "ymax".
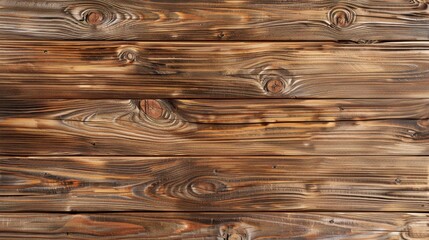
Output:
[
  {"xmin": 0, "ymin": 156, "xmax": 427, "ymax": 212},
  {"xmin": 2, "ymin": 99, "xmax": 429, "ymax": 124},
  {"xmin": 2, "ymin": 42, "xmax": 429, "ymax": 98},
  {"xmin": 0, "ymin": 212, "xmax": 427, "ymax": 239},
  {"xmin": 0, "ymin": 0, "xmax": 429, "ymax": 41},
  {"xmin": 2, "ymin": 99, "xmax": 429, "ymax": 155}
]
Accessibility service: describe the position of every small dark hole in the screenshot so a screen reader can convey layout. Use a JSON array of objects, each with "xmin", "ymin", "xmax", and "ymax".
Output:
[
  {"xmin": 43, "ymin": 50, "xmax": 48, "ymax": 54},
  {"xmin": 272, "ymin": 165, "xmax": 277, "ymax": 169},
  {"xmin": 329, "ymin": 219, "xmax": 334, "ymax": 224}
]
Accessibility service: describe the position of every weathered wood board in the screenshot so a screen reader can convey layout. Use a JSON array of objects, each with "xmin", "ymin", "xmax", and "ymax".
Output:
[
  {"xmin": 0, "ymin": 0, "xmax": 429, "ymax": 41},
  {"xmin": 1, "ymin": 42, "xmax": 429, "ymax": 98},
  {"xmin": 2, "ymin": 99, "xmax": 429, "ymax": 155},
  {"xmin": 0, "ymin": 213, "xmax": 427, "ymax": 239},
  {"xmin": 0, "ymin": 156, "xmax": 427, "ymax": 212},
  {"xmin": 2, "ymin": 99, "xmax": 429, "ymax": 123}
]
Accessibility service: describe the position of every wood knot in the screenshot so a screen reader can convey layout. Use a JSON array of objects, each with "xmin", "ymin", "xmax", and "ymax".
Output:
[
  {"xmin": 219, "ymin": 225, "xmax": 247, "ymax": 240},
  {"xmin": 266, "ymin": 79, "xmax": 284, "ymax": 94},
  {"xmin": 259, "ymin": 67, "xmax": 292, "ymax": 95},
  {"xmin": 228, "ymin": 233, "xmax": 243, "ymax": 240},
  {"xmin": 328, "ymin": 6, "xmax": 356, "ymax": 28},
  {"xmin": 140, "ymin": 100, "xmax": 164, "ymax": 119},
  {"xmin": 190, "ymin": 179, "xmax": 227, "ymax": 195},
  {"xmin": 118, "ymin": 49, "xmax": 138, "ymax": 63},
  {"xmin": 86, "ymin": 11, "xmax": 104, "ymax": 26}
]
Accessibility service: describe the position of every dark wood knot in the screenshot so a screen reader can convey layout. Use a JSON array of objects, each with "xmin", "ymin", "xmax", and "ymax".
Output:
[
  {"xmin": 140, "ymin": 99, "xmax": 164, "ymax": 119},
  {"xmin": 328, "ymin": 6, "xmax": 356, "ymax": 28},
  {"xmin": 266, "ymin": 79, "xmax": 284, "ymax": 94},
  {"xmin": 86, "ymin": 11, "xmax": 104, "ymax": 26},
  {"xmin": 259, "ymin": 67, "xmax": 292, "ymax": 95}
]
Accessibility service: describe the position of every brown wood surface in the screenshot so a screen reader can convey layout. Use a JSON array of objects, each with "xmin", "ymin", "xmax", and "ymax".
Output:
[
  {"xmin": 0, "ymin": 0, "xmax": 429, "ymax": 41},
  {"xmin": 0, "ymin": 212, "xmax": 427, "ymax": 239},
  {"xmin": 0, "ymin": 156, "xmax": 427, "ymax": 212},
  {"xmin": 2, "ymin": 99, "xmax": 429, "ymax": 123},
  {"xmin": 2, "ymin": 99, "xmax": 429, "ymax": 155},
  {"xmin": 1, "ymin": 1, "xmax": 429, "ymax": 238},
  {"xmin": 2, "ymin": 41, "xmax": 429, "ymax": 98}
]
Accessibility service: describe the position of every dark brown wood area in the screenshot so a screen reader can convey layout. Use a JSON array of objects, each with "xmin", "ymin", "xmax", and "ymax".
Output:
[{"xmin": 0, "ymin": 0, "xmax": 428, "ymax": 239}]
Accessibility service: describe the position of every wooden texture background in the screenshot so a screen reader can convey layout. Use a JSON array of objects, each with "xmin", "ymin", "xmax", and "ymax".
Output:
[{"xmin": 0, "ymin": 0, "xmax": 428, "ymax": 239}]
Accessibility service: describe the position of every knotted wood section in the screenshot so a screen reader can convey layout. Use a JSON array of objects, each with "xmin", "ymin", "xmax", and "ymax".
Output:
[
  {"xmin": 0, "ymin": 0, "xmax": 429, "ymax": 40},
  {"xmin": 0, "ymin": 156, "xmax": 427, "ymax": 212},
  {"xmin": 3, "ymin": 98, "xmax": 429, "ymax": 155},
  {"xmin": 2, "ymin": 41, "xmax": 429, "ymax": 98}
]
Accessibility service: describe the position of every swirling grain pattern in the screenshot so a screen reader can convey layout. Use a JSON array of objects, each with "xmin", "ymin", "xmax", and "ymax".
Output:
[
  {"xmin": 2, "ymin": 41, "xmax": 429, "ymax": 98},
  {"xmin": 0, "ymin": 156, "xmax": 427, "ymax": 212},
  {"xmin": 2, "ymin": 98, "xmax": 429, "ymax": 123},
  {"xmin": 0, "ymin": 0, "xmax": 428, "ymax": 40},
  {"xmin": 0, "ymin": 212, "xmax": 427, "ymax": 239},
  {"xmin": 1, "ymin": 99, "xmax": 429, "ymax": 155}
]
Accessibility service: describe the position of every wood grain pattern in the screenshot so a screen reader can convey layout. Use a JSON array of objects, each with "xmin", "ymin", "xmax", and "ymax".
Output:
[
  {"xmin": 0, "ymin": 156, "xmax": 427, "ymax": 212},
  {"xmin": 0, "ymin": 212, "xmax": 427, "ymax": 239},
  {"xmin": 3, "ymin": 99, "xmax": 429, "ymax": 124},
  {"xmin": 0, "ymin": 0, "xmax": 429, "ymax": 41},
  {"xmin": 2, "ymin": 99, "xmax": 429, "ymax": 155},
  {"xmin": 2, "ymin": 41, "xmax": 429, "ymax": 98}
]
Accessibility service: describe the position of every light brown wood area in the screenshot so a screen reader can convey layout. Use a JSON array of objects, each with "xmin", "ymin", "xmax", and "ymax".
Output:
[
  {"xmin": 0, "ymin": 213, "xmax": 427, "ymax": 239},
  {"xmin": 1, "ymin": 0, "xmax": 428, "ymax": 239},
  {"xmin": 0, "ymin": 0, "xmax": 429, "ymax": 41},
  {"xmin": 2, "ymin": 42, "xmax": 429, "ymax": 98}
]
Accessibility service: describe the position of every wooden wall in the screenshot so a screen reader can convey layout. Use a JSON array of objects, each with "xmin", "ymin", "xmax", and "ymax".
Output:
[{"xmin": 0, "ymin": 0, "xmax": 428, "ymax": 239}]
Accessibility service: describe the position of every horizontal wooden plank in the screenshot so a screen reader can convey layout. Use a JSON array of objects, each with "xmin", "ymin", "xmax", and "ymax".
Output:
[
  {"xmin": 0, "ymin": 156, "xmax": 427, "ymax": 212},
  {"xmin": 2, "ymin": 99, "xmax": 429, "ymax": 124},
  {"xmin": 1, "ymin": 99, "xmax": 429, "ymax": 155},
  {"xmin": 1, "ymin": 0, "xmax": 429, "ymax": 41},
  {"xmin": 2, "ymin": 42, "xmax": 429, "ymax": 98},
  {"xmin": 0, "ymin": 212, "xmax": 427, "ymax": 239}
]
